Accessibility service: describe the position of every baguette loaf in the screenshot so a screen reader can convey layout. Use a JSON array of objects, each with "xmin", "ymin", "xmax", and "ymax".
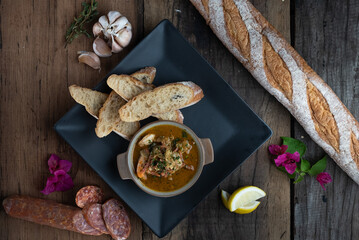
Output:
[
  {"xmin": 119, "ymin": 81, "xmax": 204, "ymax": 122},
  {"xmin": 68, "ymin": 85, "xmax": 139, "ymax": 140},
  {"xmin": 107, "ymin": 74, "xmax": 184, "ymax": 123},
  {"xmin": 190, "ymin": 0, "xmax": 359, "ymax": 184}
]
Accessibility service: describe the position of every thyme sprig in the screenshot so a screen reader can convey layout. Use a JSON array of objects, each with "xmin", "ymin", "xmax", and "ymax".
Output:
[{"xmin": 65, "ymin": 0, "xmax": 99, "ymax": 47}]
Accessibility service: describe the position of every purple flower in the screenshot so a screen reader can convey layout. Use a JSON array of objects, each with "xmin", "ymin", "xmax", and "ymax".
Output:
[
  {"xmin": 41, "ymin": 154, "xmax": 74, "ymax": 195},
  {"xmin": 274, "ymin": 152, "xmax": 300, "ymax": 174},
  {"xmin": 316, "ymin": 172, "xmax": 332, "ymax": 190},
  {"xmin": 269, "ymin": 145, "xmax": 288, "ymax": 156},
  {"xmin": 48, "ymin": 154, "xmax": 72, "ymax": 174},
  {"xmin": 41, "ymin": 170, "xmax": 74, "ymax": 195}
]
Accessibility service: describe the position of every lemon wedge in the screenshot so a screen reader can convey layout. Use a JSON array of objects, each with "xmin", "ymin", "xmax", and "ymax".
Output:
[{"xmin": 221, "ymin": 186, "xmax": 266, "ymax": 214}]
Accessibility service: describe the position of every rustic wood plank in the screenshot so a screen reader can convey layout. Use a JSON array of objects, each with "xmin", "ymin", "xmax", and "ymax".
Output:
[
  {"xmin": 293, "ymin": 0, "xmax": 359, "ymax": 239},
  {"xmin": 143, "ymin": 0, "xmax": 291, "ymax": 239},
  {"xmin": 0, "ymin": 0, "xmax": 143, "ymax": 239}
]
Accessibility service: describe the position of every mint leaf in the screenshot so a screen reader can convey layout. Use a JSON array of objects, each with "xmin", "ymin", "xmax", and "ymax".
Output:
[
  {"xmin": 308, "ymin": 156, "xmax": 327, "ymax": 176},
  {"xmin": 300, "ymin": 159, "xmax": 311, "ymax": 172},
  {"xmin": 281, "ymin": 137, "xmax": 306, "ymax": 156},
  {"xmin": 294, "ymin": 175, "xmax": 304, "ymax": 183}
]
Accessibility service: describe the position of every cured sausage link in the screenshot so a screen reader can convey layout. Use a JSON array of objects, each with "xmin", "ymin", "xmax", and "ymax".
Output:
[{"xmin": 2, "ymin": 195, "xmax": 102, "ymax": 236}]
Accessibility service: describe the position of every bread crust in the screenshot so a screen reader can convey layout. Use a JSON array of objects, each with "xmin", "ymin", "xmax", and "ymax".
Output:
[
  {"xmin": 119, "ymin": 82, "xmax": 204, "ymax": 122},
  {"xmin": 190, "ymin": 0, "xmax": 359, "ymax": 184}
]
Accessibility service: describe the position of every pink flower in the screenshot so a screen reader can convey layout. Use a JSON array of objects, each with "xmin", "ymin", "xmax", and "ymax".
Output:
[
  {"xmin": 269, "ymin": 145, "xmax": 288, "ymax": 156},
  {"xmin": 316, "ymin": 172, "xmax": 332, "ymax": 190},
  {"xmin": 41, "ymin": 154, "xmax": 74, "ymax": 195},
  {"xmin": 274, "ymin": 152, "xmax": 300, "ymax": 174},
  {"xmin": 41, "ymin": 170, "xmax": 74, "ymax": 195},
  {"xmin": 48, "ymin": 154, "xmax": 72, "ymax": 174}
]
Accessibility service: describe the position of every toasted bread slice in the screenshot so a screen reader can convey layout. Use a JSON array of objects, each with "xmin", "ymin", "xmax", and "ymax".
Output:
[
  {"xmin": 130, "ymin": 67, "xmax": 156, "ymax": 84},
  {"xmin": 95, "ymin": 91, "xmax": 140, "ymax": 138},
  {"xmin": 107, "ymin": 74, "xmax": 184, "ymax": 123},
  {"xmin": 107, "ymin": 74, "xmax": 154, "ymax": 101},
  {"xmin": 153, "ymin": 111, "xmax": 184, "ymax": 123},
  {"xmin": 69, "ymin": 85, "xmax": 108, "ymax": 117},
  {"xmin": 119, "ymin": 81, "xmax": 204, "ymax": 122},
  {"xmin": 69, "ymin": 85, "xmax": 139, "ymax": 139}
]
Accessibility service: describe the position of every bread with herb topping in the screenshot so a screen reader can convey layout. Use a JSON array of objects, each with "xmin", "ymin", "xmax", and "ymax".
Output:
[
  {"xmin": 119, "ymin": 81, "xmax": 204, "ymax": 122},
  {"xmin": 107, "ymin": 74, "xmax": 184, "ymax": 123}
]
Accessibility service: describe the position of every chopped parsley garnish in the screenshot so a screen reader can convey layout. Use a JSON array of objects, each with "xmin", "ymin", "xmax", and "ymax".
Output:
[{"xmin": 182, "ymin": 130, "xmax": 188, "ymax": 138}]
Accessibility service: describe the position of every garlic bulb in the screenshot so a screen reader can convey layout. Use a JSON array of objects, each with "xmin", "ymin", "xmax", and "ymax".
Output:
[
  {"xmin": 77, "ymin": 51, "xmax": 101, "ymax": 70},
  {"xmin": 92, "ymin": 11, "xmax": 132, "ymax": 54}
]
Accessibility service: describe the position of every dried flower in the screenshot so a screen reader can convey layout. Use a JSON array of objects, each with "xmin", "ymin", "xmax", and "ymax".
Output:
[
  {"xmin": 268, "ymin": 144, "xmax": 288, "ymax": 156},
  {"xmin": 48, "ymin": 154, "xmax": 72, "ymax": 174},
  {"xmin": 41, "ymin": 154, "xmax": 74, "ymax": 195},
  {"xmin": 274, "ymin": 152, "xmax": 300, "ymax": 174},
  {"xmin": 316, "ymin": 172, "xmax": 332, "ymax": 190}
]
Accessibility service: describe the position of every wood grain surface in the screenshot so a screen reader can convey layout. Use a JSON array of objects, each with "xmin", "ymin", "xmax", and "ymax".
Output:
[
  {"xmin": 293, "ymin": 0, "xmax": 359, "ymax": 239},
  {"xmin": 0, "ymin": 0, "xmax": 357, "ymax": 239}
]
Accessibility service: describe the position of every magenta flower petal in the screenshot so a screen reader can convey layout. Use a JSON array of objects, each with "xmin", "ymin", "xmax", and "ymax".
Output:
[
  {"xmin": 316, "ymin": 172, "xmax": 332, "ymax": 190},
  {"xmin": 281, "ymin": 145, "xmax": 288, "ymax": 154},
  {"xmin": 284, "ymin": 162, "xmax": 297, "ymax": 174},
  {"xmin": 269, "ymin": 145, "xmax": 281, "ymax": 155},
  {"xmin": 58, "ymin": 159, "xmax": 72, "ymax": 173},
  {"xmin": 269, "ymin": 145, "xmax": 288, "ymax": 156},
  {"xmin": 48, "ymin": 154, "xmax": 61, "ymax": 174},
  {"xmin": 274, "ymin": 152, "xmax": 298, "ymax": 174},
  {"xmin": 274, "ymin": 154, "xmax": 288, "ymax": 167},
  {"xmin": 54, "ymin": 170, "xmax": 74, "ymax": 192},
  {"xmin": 41, "ymin": 175, "xmax": 58, "ymax": 195},
  {"xmin": 289, "ymin": 151, "xmax": 300, "ymax": 162}
]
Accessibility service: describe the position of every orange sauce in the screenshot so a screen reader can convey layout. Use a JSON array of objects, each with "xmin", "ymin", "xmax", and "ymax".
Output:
[{"xmin": 133, "ymin": 125, "xmax": 199, "ymax": 192}]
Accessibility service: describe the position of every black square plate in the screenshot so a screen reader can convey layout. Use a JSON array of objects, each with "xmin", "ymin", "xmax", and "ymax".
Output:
[{"xmin": 55, "ymin": 20, "xmax": 272, "ymax": 237}]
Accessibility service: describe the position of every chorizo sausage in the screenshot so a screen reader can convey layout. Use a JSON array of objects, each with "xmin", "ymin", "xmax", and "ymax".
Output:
[
  {"xmin": 2, "ymin": 195, "xmax": 102, "ymax": 236},
  {"xmin": 75, "ymin": 185, "xmax": 104, "ymax": 208},
  {"xmin": 102, "ymin": 199, "xmax": 131, "ymax": 240},
  {"xmin": 82, "ymin": 203, "xmax": 109, "ymax": 234}
]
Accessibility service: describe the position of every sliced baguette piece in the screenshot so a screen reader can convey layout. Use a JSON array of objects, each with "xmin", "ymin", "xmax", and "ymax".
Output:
[
  {"xmin": 130, "ymin": 67, "xmax": 156, "ymax": 84},
  {"xmin": 153, "ymin": 111, "xmax": 184, "ymax": 123},
  {"xmin": 69, "ymin": 85, "xmax": 108, "ymax": 118},
  {"xmin": 95, "ymin": 91, "xmax": 140, "ymax": 138},
  {"xmin": 107, "ymin": 74, "xmax": 184, "ymax": 123},
  {"xmin": 119, "ymin": 81, "xmax": 204, "ymax": 122},
  {"xmin": 107, "ymin": 74, "xmax": 154, "ymax": 101},
  {"xmin": 68, "ymin": 85, "xmax": 139, "ymax": 140}
]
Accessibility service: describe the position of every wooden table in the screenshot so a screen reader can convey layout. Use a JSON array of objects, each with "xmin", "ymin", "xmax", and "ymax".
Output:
[{"xmin": 1, "ymin": 0, "xmax": 358, "ymax": 239}]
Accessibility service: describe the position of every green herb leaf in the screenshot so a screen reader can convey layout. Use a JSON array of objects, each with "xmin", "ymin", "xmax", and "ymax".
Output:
[
  {"xmin": 281, "ymin": 137, "xmax": 306, "ymax": 156},
  {"xmin": 65, "ymin": 0, "xmax": 99, "ymax": 47},
  {"xmin": 182, "ymin": 130, "xmax": 188, "ymax": 138},
  {"xmin": 300, "ymin": 158, "xmax": 311, "ymax": 172},
  {"xmin": 287, "ymin": 172, "xmax": 296, "ymax": 179},
  {"xmin": 308, "ymin": 156, "xmax": 327, "ymax": 176},
  {"xmin": 294, "ymin": 175, "xmax": 304, "ymax": 183}
]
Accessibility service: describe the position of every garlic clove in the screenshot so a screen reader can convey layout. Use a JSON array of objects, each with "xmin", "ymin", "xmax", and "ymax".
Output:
[
  {"xmin": 115, "ymin": 28, "xmax": 132, "ymax": 48},
  {"xmin": 107, "ymin": 11, "xmax": 122, "ymax": 24},
  {"xmin": 111, "ymin": 16, "xmax": 130, "ymax": 33},
  {"xmin": 111, "ymin": 35, "xmax": 123, "ymax": 53},
  {"xmin": 98, "ymin": 16, "xmax": 110, "ymax": 38},
  {"xmin": 93, "ymin": 37, "xmax": 112, "ymax": 57},
  {"xmin": 78, "ymin": 51, "xmax": 101, "ymax": 70},
  {"xmin": 92, "ymin": 22, "xmax": 104, "ymax": 37}
]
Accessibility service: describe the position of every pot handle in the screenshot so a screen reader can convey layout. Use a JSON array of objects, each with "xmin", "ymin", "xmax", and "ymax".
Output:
[
  {"xmin": 117, "ymin": 152, "xmax": 132, "ymax": 180},
  {"xmin": 200, "ymin": 138, "xmax": 214, "ymax": 165}
]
